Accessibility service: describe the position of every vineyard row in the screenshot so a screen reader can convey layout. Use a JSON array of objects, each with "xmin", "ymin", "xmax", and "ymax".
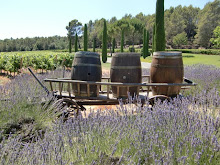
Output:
[{"xmin": 0, "ymin": 51, "xmax": 75, "ymax": 75}]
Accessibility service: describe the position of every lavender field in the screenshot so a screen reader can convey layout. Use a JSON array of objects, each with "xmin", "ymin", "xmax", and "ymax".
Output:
[{"xmin": 0, "ymin": 64, "xmax": 219, "ymax": 164}]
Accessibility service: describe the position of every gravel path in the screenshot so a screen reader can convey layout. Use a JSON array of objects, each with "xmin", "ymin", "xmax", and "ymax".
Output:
[{"xmin": 107, "ymin": 57, "xmax": 151, "ymax": 69}]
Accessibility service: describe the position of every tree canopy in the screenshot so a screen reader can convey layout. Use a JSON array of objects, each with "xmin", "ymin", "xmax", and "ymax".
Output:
[
  {"xmin": 194, "ymin": 0, "xmax": 220, "ymax": 48},
  {"xmin": 210, "ymin": 26, "xmax": 220, "ymax": 48}
]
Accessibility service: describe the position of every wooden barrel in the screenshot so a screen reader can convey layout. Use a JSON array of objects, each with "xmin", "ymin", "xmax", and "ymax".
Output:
[
  {"xmin": 110, "ymin": 53, "xmax": 142, "ymax": 98},
  {"xmin": 150, "ymin": 51, "xmax": 184, "ymax": 97},
  {"xmin": 71, "ymin": 51, "xmax": 102, "ymax": 97}
]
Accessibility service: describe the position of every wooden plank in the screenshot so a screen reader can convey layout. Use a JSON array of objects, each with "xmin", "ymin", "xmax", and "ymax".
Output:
[
  {"xmin": 71, "ymin": 83, "xmax": 75, "ymax": 95},
  {"xmin": 147, "ymin": 86, "xmax": 150, "ymax": 97},
  {"xmin": 44, "ymin": 78, "xmax": 196, "ymax": 87},
  {"xmin": 167, "ymin": 86, "xmax": 171, "ymax": 96},
  {"xmin": 117, "ymin": 86, "xmax": 119, "ymax": 98},
  {"xmin": 137, "ymin": 86, "xmax": 140, "ymax": 96},
  {"xmin": 87, "ymin": 84, "xmax": 90, "ymax": 97},
  {"xmin": 107, "ymin": 85, "xmax": 110, "ymax": 99},
  {"xmin": 49, "ymin": 82, "xmax": 53, "ymax": 91},
  {"xmin": 68, "ymin": 83, "xmax": 71, "ymax": 97},
  {"xmin": 96, "ymin": 85, "xmax": 100, "ymax": 97},
  {"xmin": 59, "ymin": 82, "xmax": 62, "ymax": 96},
  {"xmin": 156, "ymin": 86, "xmax": 160, "ymax": 94},
  {"xmin": 102, "ymin": 75, "xmax": 149, "ymax": 80},
  {"xmin": 127, "ymin": 86, "xmax": 130, "ymax": 96},
  {"xmin": 77, "ymin": 83, "xmax": 80, "ymax": 95}
]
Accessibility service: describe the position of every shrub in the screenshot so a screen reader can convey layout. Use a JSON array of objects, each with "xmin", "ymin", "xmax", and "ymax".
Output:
[
  {"xmin": 129, "ymin": 46, "xmax": 135, "ymax": 52},
  {"xmin": 167, "ymin": 49, "xmax": 220, "ymax": 55},
  {"xmin": 210, "ymin": 26, "xmax": 220, "ymax": 48},
  {"xmin": 173, "ymin": 32, "xmax": 188, "ymax": 48}
]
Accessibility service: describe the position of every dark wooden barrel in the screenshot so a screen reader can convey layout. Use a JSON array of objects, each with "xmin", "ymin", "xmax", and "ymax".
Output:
[
  {"xmin": 150, "ymin": 51, "xmax": 184, "ymax": 97},
  {"xmin": 71, "ymin": 51, "xmax": 102, "ymax": 97},
  {"xmin": 110, "ymin": 53, "xmax": 142, "ymax": 98}
]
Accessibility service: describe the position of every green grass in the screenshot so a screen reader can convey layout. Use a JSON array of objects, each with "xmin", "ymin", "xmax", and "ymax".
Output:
[
  {"xmin": 182, "ymin": 53, "xmax": 220, "ymax": 67},
  {"xmin": 102, "ymin": 61, "xmax": 111, "ymax": 70},
  {"xmin": 141, "ymin": 53, "xmax": 220, "ymax": 67}
]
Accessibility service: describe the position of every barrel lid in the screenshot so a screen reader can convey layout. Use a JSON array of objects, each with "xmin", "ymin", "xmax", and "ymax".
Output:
[
  {"xmin": 113, "ymin": 52, "xmax": 140, "ymax": 57},
  {"xmin": 153, "ymin": 51, "xmax": 182, "ymax": 56},
  {"xmin": 153, "ymin": 51, "xmax": 182, "ymax": 58},
  {"xmin": 75, "ymin": 51, "xmax": 100, "ymax": 57}
]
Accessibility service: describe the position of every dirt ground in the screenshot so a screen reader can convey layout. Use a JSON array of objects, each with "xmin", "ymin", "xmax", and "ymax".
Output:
[{"xmin": 0, "ymin": 75, "xmax": 11, "ymax": 85}]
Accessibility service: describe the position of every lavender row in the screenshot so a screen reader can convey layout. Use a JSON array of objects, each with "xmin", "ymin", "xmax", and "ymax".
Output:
[{"xmin": 0, "ymin": 65, "xmax": 219, "ymax": 164}]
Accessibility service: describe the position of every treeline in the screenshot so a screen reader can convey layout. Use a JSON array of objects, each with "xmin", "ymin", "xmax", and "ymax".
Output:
[
  {"xmin": 0, "ymin": 36, "xmax": 68, "ymax": 52},
  {"xmin": 0, "ymin": 0, "xmax": 219, "ymax": 52},
  {"xmin": 82, "ymin": 0, "xmax": 219, "ymax": 50}
]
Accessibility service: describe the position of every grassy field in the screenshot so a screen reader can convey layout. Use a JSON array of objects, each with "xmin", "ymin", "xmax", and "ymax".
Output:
[{"xmin": 141, "ymin": 53, "xmax": 220, "ymax": 67}]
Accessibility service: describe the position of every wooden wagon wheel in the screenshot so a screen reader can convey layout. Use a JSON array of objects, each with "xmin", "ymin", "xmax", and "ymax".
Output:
[
  {"xmin": 149, "ymin": 95, "xmax": 169, "ymax": 106},
  {"xmin": 52, "ymin": 98, "xmax": 81, "ymax": 117}
]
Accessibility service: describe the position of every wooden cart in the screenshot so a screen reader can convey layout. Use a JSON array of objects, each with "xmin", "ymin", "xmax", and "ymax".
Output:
[
  {"xmin": 43, "ymin": 75, "xmax": 196, "ymax": 113},
  {"xmin": 28, "ymin": 67, "xmax": 196, "ymax": 115}
]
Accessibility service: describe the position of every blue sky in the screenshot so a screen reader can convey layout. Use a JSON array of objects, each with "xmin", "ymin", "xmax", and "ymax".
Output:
[{"xmin": 0, "ymin": 0, "xmax": 211, "ymax": 39}]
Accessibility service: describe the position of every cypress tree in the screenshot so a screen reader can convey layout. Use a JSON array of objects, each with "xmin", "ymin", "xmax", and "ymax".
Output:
[
  {"xmin": 112, "ymin": 38, "xmax": 116, "ymax": 53},
  {"xmin": 83, "ymin": 24, "xmax": 88, "ymax": 51},
  {"xmin": 93, "ymin": 37, "xmax": 96, "ymax": 52},
  {"xmin": 102, "ymin": 19, "xmax": 107, "ymax": 63},
  {"xmin": 155, "ymin": 0, "xmax": 165, "ymax": 51},
  {"xmin": 74, "ymin": 33, "xmax": 78, "ymax": 52},
  {"xmin": 68, "ymin": 35, "xmax": 72, "ymax": 53},
  {"xmin": 121, "ymin": 29, "xmax": 124, "ymax": 52},
  {"xmin": 143, "ymin": 28, "xmax": 147, "ymax": 58},
  {"xmin": 152, "ymin": 23, "xmax": 156, "ymax": 53},
  {"xmin": 68, "ymin": 22, "xmax": 72, "ymax": 53},
  {"xmin": 146, "ymin": 30, "xmax": 149, "ymax": 56}
]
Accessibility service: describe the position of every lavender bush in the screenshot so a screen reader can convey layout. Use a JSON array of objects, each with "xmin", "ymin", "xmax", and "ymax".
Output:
[
  {"xmin": 0, "ymin": 65, "xmax": 219, "ymax": 164},
  {"xmin": 0, "ymin": 69, "xmax": 68, "ymax": 141}
]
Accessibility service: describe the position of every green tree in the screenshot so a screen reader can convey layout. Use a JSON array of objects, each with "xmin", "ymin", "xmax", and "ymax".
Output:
[
  {"xmin": 93, "ymin": 37, "xmax": 96, "ymax": 52},
  {"xmin": 182, "ymin": 5, "xmax": 200, "ymax": 40},
  {"xmin": 114, "ymin": 18, "xmax": 131, "ymax": 46},
  {"xmin": 102, "ymin": 19, "xmax": 107, "ymax": 63},
  {"xmin": 210, "ymin": 26, "xmax": 220, "ymax": 48},
  {"xmin": 143, "ymin": 29, "xmax": 149, "ymax": 58},
  {"xmin": 152, "ymin": 23, "xmax": 156, "ymax": 52},
  {"xmin": 195, "ymin": 0, "xmax": 220, "ymax": 47},
  {"xmin": 146, "ymin": 30, "xmax": 149, "ymax": 55},
  {"xmin": 173, "ymin": 32, "xmax": 188, "ymax": 48},
  {"xmin": 112, "ymin": 38, "xmax": 116, "ymax": 53},
  {"xmin": 74, "ymin": 33, "xmax": 78, "ymax": 52},
  {"xmin": 107, "ymin": 23, "xmax": 116, "ymax": 55},
  {"xmin": 165, "ymin": 6, "xmax": 185, "ymax": 43},
  {"xmin": 154, "ymin": 0, "xmax": 165, "ymax": 51},
  {"xmin": 121, "ymin": 29, "xmax": 124, "ymax": 52},
  {"xmin": 89, "ymin": 18, "xmax": 106, "ymax": 48},
  {"xmin": 68, "ymin": 28, "xmax": 72, "ymax": 52},
  {"xmin": 135, "ymin": 12, "xmax": 146, "ymax": 22},
  {"xmin": 66, "ymin": 19, "xmax": 82, "ymax": 53},
  {"xmin": 129, "ymin": 18, "xmax": 144, "ymax": 47},
  {"xmin": 83, "ymin": 24, "xmax": 88, "ymax": 51},
  {"xmin": 143, "ymin": 28, "xmax": 147, "ymax": 57}
]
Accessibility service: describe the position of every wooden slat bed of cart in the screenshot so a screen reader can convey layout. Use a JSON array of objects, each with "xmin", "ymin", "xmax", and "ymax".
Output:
[{"xmin": 44, "ymin": 75, "xmax": 196, "ymax": 106}]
